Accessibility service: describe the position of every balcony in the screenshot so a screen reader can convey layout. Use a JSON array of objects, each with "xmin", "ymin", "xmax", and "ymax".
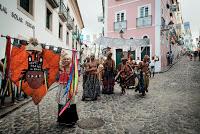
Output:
[
  {"xmin": 136, "ymin": 15, "xmax": 152, "ymax": 28},
  {"xmin": 47, "ymin": 0, "xmax": 59, "ymax": 8},
  {"xmin": 66, "ymin": 15, "xmax": 74, "ymax": 30},
  {"xmin": 58, "ymin": 1, "xmax": 68, "ymax": 22},
  {"xmin": 114, "ymin": 20, "xmax": 127, "ymax": 32}
]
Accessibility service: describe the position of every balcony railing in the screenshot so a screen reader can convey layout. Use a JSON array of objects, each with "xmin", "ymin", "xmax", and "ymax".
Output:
[
  {"xmin": 58, "ymin": 0, "xmax": 68, "ymax": 22},
  {"xmin": 114, "ymin": 20, "xmax": 127, "ymax": 32},
  {"xmin": 66, "ymin": 15, "xmax": 74, "ymax": 30},
  {"xmin": 47, "ymin": 0, "xmax": 59, "ymax": 8},
  {"xmin": 136, "ymin": 15, "xmax": 152, "ymax": 27}
]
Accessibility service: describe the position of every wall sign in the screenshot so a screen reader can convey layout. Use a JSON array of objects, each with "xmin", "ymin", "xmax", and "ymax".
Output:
[{"xmin": 0, "ymin": 3, "xmax": 35, "ymax": 29}]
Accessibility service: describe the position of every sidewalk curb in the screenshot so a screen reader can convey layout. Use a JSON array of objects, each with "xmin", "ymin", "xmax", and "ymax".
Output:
[
  {"xmin": 159, "ymin": 56, "xmax": 183, "ymax": 73},
  {"xmin": 0, "ymin": 98, "xmax": 32, "ymax": 119}
]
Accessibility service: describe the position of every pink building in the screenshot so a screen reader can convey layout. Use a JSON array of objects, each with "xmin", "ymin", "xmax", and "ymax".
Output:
[{"xmin": 104, "ymin": 0, "xmax": 181, "ymax": 72}]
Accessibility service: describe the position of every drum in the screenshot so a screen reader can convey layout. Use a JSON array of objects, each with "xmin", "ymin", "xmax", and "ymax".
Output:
[{"xmin": 125, "ymin": 73, "xmax": 138, "ymax": 89}]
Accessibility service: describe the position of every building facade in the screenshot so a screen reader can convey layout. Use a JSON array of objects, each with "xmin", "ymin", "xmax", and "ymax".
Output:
[
  {"xmin": 104, "ymin": 0, "xmax": 183, "ymax": 72},
  {"xmin": 183, "ymin": 22, "xmax": 193, "ymax": 51},
  {"xmin": 0, "ymin": 0, "xmax": 84, "ymax": 59}
]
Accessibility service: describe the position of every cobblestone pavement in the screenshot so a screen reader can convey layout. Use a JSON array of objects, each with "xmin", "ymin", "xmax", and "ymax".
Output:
[{"xmin": 0, "ymin": 56, "xmax": 200, "ymax": 134}]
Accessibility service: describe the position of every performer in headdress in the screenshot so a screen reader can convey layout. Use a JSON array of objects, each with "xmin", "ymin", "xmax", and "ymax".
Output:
[
  {"xmin": 57, "ymin": 52, "xmax": 78, "ymax": 126},
  {"xmin": 116, "ymin": 57, "xmax": 133, "ymax": 95},
  {"xmin": 97, "ymin": 57, "xmax": 104, "ymax": 82},
  {"xmin": 136, "ymin": 55, "xmax": 150, "ymax": 96},
  {"xmin": 102, "ymin": 52, "xmax": 115, "ymax": 94},
  {"xmin": 82, "ymin": 57, "xmax": 90, "ymax": 90},
  {"xmin": 82, "ymin": 54, "xmax": 100, "ymax": 101}
]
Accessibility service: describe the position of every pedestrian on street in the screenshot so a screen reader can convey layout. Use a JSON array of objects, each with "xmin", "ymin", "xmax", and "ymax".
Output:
[
  {"xmin": 166, "ymin": 52, "xmax": 170, "ymax": 65},
  {"xmin": 82, "ymin": 54, "xmax": 100, "ymax": 101},
  {"xmin": 102, "ymin": 51, "xmax": 115, "ymax": 94},
  {"xmin": 169, "ymin": 51, "xmax": 173, "ymax": 64},
  {"xmin": 56, "ymin": 52, "xmax": 78, "ymax": 127},
  {"xmin": 149, "ymin": 56, "xmax": 155, "ymax": 78},
  {"xmin": 194, "ymin": 51, "xmax": 198, "ymax": 61},
  {"xmin": 136, "ymin": 57, "xmax": 141, "ymax": 65},
  {"xmin": 189, "ymin": 52, "xmax": 193, "ymax": 61}
]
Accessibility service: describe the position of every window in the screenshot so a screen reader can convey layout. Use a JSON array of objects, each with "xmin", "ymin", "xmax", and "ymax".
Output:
[
  {"xmin": 140, "ymin": 6, "xmax": 149, "ymax": 17},
  {"xmin": 46, "ymin": 7, "xmax": 52, "ymax": 31},
  {"xmin": 116, "ymin": 14, "xmax": 120, "ymax": 22},
  {"xmin": 17, "ymin": 0, "xmax": 34, "ymax": 18},
  {"xmin": 59, "ymin": 23, "xmax": 63, "ymax": 39},
  {"xmin": 115, "ymin": 11, "xmax": 126, "ymax": 22},
  {"xmin": 66, "ymin": 32, "xmax": 69, "ymax": 45},
  {"xmin": 121, "ymin": 12, "xmax": 125, "ymax": 21},
  {"xmin": 170, "ymin": 12, "xmax": 173, "ymax": 17}
]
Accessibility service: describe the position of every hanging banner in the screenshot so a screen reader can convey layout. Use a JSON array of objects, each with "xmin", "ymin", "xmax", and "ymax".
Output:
[{"xmin": 10, "ymin": 39, "xmax": 60, "ymax": 105}]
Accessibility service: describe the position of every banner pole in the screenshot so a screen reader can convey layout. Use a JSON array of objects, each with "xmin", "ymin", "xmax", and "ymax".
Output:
[{"xmin": 37, "ymin": 104, "xmax": 41, "ymax": 134}]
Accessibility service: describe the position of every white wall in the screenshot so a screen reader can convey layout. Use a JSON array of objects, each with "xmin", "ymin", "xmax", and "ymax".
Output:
[
  {"xmin": 155, "ymin": 0, "xmax": 161, "ymax": 72},
  {"xmin": 0, "ymin": 0, "xmax": 82, "ymax": 59}
]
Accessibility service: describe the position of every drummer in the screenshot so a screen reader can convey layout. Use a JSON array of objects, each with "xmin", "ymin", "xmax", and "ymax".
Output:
[{"xmin": 117, "ymin": 57, "xmax": 132, "ymax": 95}]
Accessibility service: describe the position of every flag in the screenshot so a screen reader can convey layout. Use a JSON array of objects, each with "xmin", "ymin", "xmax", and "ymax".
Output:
[{"xmin": 59, "ymin": 50, "xmax": 79, "ymax": 116}]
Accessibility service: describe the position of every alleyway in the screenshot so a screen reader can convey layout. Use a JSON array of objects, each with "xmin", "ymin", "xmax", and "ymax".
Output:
[{"xmin": 0, "ymin": 56, "xmax": 199, "ymax": 134}]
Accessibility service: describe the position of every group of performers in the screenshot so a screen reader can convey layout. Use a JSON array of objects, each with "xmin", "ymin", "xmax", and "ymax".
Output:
[
  {"xmin": 55, "ymin": 50, "xmax": 154, "ymax": 126},
  {"xmin": 81, "ymin": 52, "xmax": 152, "ymax": 98}
]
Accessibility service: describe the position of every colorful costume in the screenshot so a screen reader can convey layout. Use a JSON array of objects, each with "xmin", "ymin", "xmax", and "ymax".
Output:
[
  {"xmin": 57, "ymin": 69, "xmax": 78, "ymax": 125},
  {"xmin": 56, "ymin": 53, "xmax": 78, "ymax": 125}
]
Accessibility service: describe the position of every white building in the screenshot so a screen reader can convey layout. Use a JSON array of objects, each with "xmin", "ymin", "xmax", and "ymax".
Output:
[{"xmin": 0, "ymin": 0, "xmax": 84, "ymax": 59}]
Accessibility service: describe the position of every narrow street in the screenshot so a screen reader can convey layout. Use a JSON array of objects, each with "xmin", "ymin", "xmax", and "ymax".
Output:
[{"xmin": 0, "ymin": 56, "xmax": 200, "ymax": 134}]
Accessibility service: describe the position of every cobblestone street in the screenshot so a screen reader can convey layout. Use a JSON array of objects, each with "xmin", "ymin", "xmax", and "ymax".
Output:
[{"xmin": 0, "ymin": 56, "xmax": 200, "ymax": 134}]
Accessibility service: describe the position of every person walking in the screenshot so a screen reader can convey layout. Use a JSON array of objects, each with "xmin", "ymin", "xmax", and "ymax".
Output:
[
  {"xmin": 137, "ymin": 55, "xmax": 150, "ymax": 96},
  {"xmin": 149, "ymin": 56, "xmax": 156, "ymax": 78},
  {"xmin": 166, "ymin": 52, "xmax": 170, "ymax": 65},
  {"xmin": 194, "ymin": 51, "xmax": 198, "ymax": 61},
  {"xmin": 102, "ymin": 52, "xmax": 115, "ymax": 94},
  {"xmin": 116, "ymin": 57, "xmax": 132, "ymax": 95},
  {"xmin": 82, "ymin": 57, "xmax": 90, "ymax": 89},
  {"xmin": 56, "ymin": 53, "xmax": 78, "ymax": 127},
  {"xmin": 82, "ymin": 54, "xmax": 100, "ymax": 101}
]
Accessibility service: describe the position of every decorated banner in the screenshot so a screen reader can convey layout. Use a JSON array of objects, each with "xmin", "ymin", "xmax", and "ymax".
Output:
[{"xmin": 10, "ymin": 38, "xmax": 60, "ymax": 105}]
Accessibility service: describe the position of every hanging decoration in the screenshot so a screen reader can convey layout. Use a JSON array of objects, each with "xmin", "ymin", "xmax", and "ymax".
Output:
[
  {"xmin": 8, "ymin": 37, "xmax": 60, "ymax": 105},
  {"xmin": 94, "ymin": 37, "xmax": 149, "ymax": 50}
]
